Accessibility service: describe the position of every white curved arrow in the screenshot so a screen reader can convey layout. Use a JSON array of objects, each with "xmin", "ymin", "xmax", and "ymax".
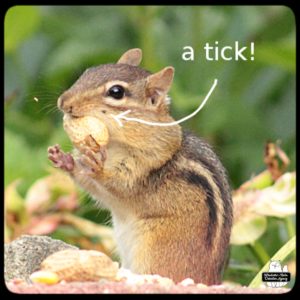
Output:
[{"xmin": 111, "ymin": 79, "xmax": 218, "ymax": 127}]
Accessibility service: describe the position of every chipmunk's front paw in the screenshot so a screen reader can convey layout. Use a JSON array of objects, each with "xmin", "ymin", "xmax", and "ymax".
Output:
[
  {"xmin": 77, "ymin": 144, "xmax": 107, "ymax": 178},
  {"xmin": 48, "ymin": 144, "xmax": 74, "ymax": 172}
]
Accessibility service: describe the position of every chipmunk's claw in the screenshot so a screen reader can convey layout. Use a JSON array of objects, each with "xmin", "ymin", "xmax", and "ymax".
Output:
[
  {"xmin": 48, "ymin": 144, "xmax": 74, "ymax": 172},
  {"xmin": 77, "ymin": 145, "xmax": 107, "ymax": 178}
]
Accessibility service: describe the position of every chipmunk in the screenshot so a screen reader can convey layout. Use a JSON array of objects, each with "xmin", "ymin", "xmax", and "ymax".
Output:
[{"xmin": 48, "ymin": 48, "xmax": 233, "ymax": 285}]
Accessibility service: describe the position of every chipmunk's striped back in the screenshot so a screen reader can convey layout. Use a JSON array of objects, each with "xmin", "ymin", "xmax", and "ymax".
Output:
[
  {"xmin": 180, "ymin": 131, "xmax": 233, "ymax": 278},
  {"xmin": 181, "ymin": 131, "xmax": 232, "ymax": 239},
  {"xmin": 139, "ymin": 130, "xmax": 233, "ymax": 284}
]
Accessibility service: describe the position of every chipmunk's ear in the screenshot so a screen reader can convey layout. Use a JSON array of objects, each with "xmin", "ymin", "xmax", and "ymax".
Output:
[
  {"xmin": 145, "ymin": 67, "xmax": 174, "ymax": 109},
  {"xmin": 117, "ymin": 48, "xmax": 142, "ymax": 66}
]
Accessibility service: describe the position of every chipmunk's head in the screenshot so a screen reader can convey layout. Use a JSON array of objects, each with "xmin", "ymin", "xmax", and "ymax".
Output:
[
  {"xmin": 58, "ymin": 49, "xmax": 181, "ymax": 164},
  {"xmin": 58, "ymin": 48, "xmax": 174, "ymax": 116}
]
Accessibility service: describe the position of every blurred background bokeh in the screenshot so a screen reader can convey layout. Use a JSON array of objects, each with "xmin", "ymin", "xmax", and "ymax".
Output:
[{"xmin": 4, "ymin": 6, "xmax": 296, "ymax": 287}]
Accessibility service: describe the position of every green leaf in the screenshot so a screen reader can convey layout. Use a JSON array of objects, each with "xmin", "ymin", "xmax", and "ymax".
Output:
[
  {"xmin": 4, "ymin": 128, "xmax": 47, "ymax": 195},
  {"xmin": 231, "ymin": 172, "xmax": 295, "ymax": 246},
  {"xmin": 5, "ymin": 180, "xmax": 25, "ymax": 213},
  {"xmin": 5, "ymin": 108, "xmax": 53, "ymax": 145},
  {"xmin": 5, "ymin": 180, "xmax": 29, "ymax": 226},
  {"xmin": 240, "ymin": 170, "xmax": 274, "ymax": 190},
  {"xmin": 231, "ymin": 214, "xmax": 267, "ymax": 245},
  {"xmin": 253, "ymin": 172, "xmax": 296, "ymax": 218},
  {"xmin": 249, "ymin": 236, "xmax": 296, "ymax": 288},
  {"xmin": 5, "ymin": 6, "xmax": 41, "ymax": 53},
  {"xmin": 255, "ymin": 42, "xmax": 295, "ymax": 72}
]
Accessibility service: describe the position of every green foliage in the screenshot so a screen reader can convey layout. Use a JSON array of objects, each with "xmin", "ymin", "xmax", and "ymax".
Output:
[
  {"xmin": 227, "ymin": 170, "xmax": 295, "ymax": 288},
  {"xmin": 255, "ymin": 42, "xmax": 295, "ymax": 72},
  {"xmin": 4, "ymin": 6, "xmax": 296, "ymax": 188},
  {"xmin": 231, "ymin": 172, "xmax": 295, "ymax": 246},
  {"xmin": 5, "ymin": 6, "xmax": 41, "ymax": 53},
  {"xmin": 4, "ymin": 128, "xmax": 48, "ymax": 195},
  {"xmin": 249, "ymin": 236, "xmax": 296, "ymax": 288},
  {"xmin": 4, "ymin": 5, "xmax": 295, "ymax": 288},
  {"xmin": 231, "ymin": 215, "xmax": 267, "ymax": 246}
]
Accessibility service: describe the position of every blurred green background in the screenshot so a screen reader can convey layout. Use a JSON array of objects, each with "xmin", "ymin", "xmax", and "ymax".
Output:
[
  {"xmin": 4, "ymin": 5, "xmax": 296, "ymax": 287},
  {"xmin": 5, "ymin": 5, "xmax": 295, "ymax": 193}
]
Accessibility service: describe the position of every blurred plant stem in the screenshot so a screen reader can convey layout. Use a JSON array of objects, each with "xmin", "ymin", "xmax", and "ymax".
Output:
[
  {"xmin": 285, "ymin": 217, "xmax": 295, "ymax": 259},
  {"xmin": 139, "ymin": 7, "xmax": 156, "ymax": 69},
  {"xmin": 228, "ymin": 261, "xmax": 259, "ymax": 272},
  {"xmin": 248, "ymin": 241, "xmax": 270, "ymax": 266},
  {"xmin": 127, "ymin": 6, "xmax": 159, "ymax": 70},
  {"xmin": 4, "ymin": 90, "xmax": 19, "ymax": 107},
  {"xmin": 191, "ymin": 8, "xmax": 202, "ymax": 49},
  {"xmin": 285, "ymin": 217, "xmax": 295, "ymax": 239},
  {"xmin": 10, "ymin": 51, "xmax": 29, "ymax": 107}
]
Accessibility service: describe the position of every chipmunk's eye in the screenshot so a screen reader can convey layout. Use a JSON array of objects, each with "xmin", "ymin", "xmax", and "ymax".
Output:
[{"xmin": 107, "ymin": 85, "xmax": 125, "ymax": 100}]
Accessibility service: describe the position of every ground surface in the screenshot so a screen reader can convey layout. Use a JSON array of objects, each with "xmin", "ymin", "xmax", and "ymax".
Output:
[
  {"xmin": 5, "ymin": 235, "xmax": 291, "ymax": 294},
  {"xmin": 7, "ymin": 281, "xmax": 289, "ymax": 294}
]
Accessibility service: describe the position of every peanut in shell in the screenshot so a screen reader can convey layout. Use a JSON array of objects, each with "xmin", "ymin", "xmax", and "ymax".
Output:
[
  {"xmin": 40, "ymin": 249, "xmax": 119, "ymax": 282},
  {"xmin": 63, "ymin": 115, "xmax": 109, "ymax": 150}
]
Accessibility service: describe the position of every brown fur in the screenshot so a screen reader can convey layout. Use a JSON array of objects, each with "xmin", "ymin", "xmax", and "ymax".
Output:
[{"xmin": 52, "ymin": 48, "xmax": 233, "ymax": 285}]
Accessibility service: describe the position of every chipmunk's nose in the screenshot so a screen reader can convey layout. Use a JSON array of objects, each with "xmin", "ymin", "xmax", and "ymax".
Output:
[{"xmin": 57, "ymin": 94, "xmax": 73, "ymax": 114}]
